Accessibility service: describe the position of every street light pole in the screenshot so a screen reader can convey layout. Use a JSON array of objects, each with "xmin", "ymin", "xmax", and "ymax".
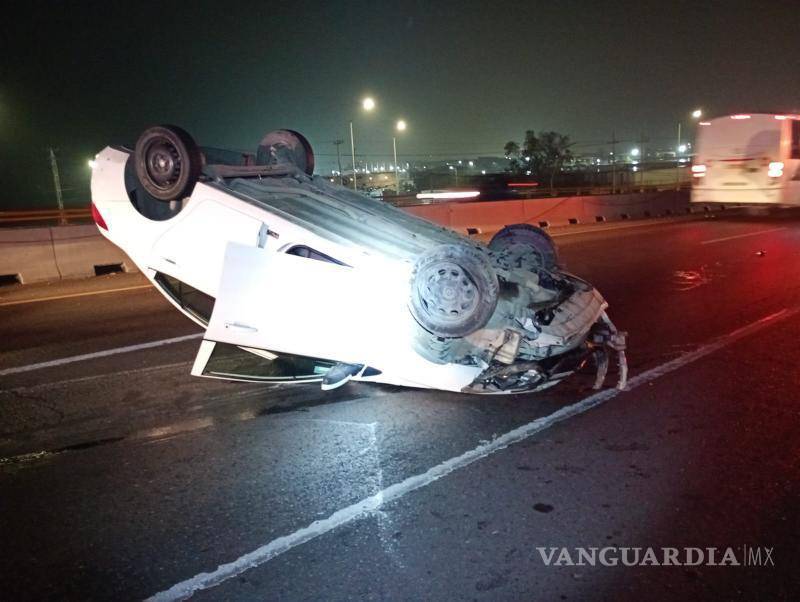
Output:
[
  {"xmin": 393, "ymin": 119, "xmax": 407, "ymax": 194},
  {"xmin": 393, "ymin": 136, "xmax": 399, "ymax": 194},
  {"xmin": 349, "ymin": 121, "xmax": 357, "ymax": 191},
  {"xmin": 348, "ymin": 96, "xmax": 377, "ymax": 192}
]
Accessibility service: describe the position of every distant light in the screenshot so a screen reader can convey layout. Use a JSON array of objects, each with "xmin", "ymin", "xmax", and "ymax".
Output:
[
  {"xmin": 468, "ymin": 160, "xmax": 474, "ymax": 167},
  {"xmin": 396, "ymin": 119, "xmax": 407, "ymax": 131},
  {"xmin": 692, "ymin": 109, "xmax": 703, "ymax": 119},
  {"xmin": 678, "ymin": 158, "xmax": 688, "ymax": 163},
  {"xmin": 768, "ymin": 161, "xmax": 784, "ymax": 178},
  {"xmin": 448, "ymin": 165, "xmax": 454, "ymax": 170},
  {"xmin": 632, "ymin": 166, "xmax": 638, "ymax": 172},
  {"xmin": 362, "ymin": 97, "xmax": 376, "ymax": 111},
  {"xmin": 88, "ymin": 159, "xmax": 97, "ymax": 169},
  {"xmin": 731, "ymin": 114, "xmax": 751, "ymax": 120},
  {"xmin": 678, "ymin": 144, "xmax": 687, "ymax": 153},
  {"xmin": 458, "ymin": 160, "xmax": 462, "ymax": 165},
  {"xmin": 699, "ymin": 121, "xmax": 711, "ymax": 126},
  {"xmin": 630, "ymin": 148, "xmax": 640, "ymax": 157},
  {"xmin": 481, "ymin": 170, "xmax": 486, "ymax": 175},
  {"xmin": 416, "ymin": 191, "xmax": 480, "ymax": 200}
]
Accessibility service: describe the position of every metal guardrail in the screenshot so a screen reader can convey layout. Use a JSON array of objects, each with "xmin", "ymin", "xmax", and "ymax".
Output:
[{"xmin": 0, "ymin": 209, "xmax": 92, "ymax": 226}]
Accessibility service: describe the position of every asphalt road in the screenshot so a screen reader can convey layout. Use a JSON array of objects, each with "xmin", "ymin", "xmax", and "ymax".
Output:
[{"xmin": 2, "ymin": 213, "xmax": 800, "ymax": 601}]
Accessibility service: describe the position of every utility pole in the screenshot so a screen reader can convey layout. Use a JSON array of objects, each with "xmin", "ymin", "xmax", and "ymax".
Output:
[
  {"xmin": 48, "ymin": 147, "xmax": 66, "ymax": 224},
  {"xmin": 332, "ymin": 139, "xmax": 344, "ymax": 186}
]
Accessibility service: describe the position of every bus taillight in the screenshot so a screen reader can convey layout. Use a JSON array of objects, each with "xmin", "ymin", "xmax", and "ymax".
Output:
[{"xmin": 768, "ymin": 162, "xmax": 784, "ymax": 178}]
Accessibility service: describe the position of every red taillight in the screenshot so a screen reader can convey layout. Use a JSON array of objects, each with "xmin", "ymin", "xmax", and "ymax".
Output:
[{"xmin": 91, "ymin": 202, "xmax": 108, "ymax": 230}]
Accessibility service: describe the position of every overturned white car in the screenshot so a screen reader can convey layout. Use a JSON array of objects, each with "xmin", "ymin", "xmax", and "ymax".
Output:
[{"xmin": 90, "ymin": 126, "xmax": 627, "ymax": 394}]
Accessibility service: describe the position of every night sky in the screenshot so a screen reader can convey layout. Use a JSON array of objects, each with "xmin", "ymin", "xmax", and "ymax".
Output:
[{"xmin": 3, "ymin": 0, "xmax": 799, "ymax": 207}]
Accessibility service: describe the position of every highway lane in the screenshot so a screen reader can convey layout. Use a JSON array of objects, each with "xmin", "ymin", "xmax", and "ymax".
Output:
[{"xmin": 1, "ymin": 213, "xmax": 800, "ymax": 600}]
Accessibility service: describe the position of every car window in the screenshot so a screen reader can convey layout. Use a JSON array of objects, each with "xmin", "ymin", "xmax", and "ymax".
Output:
[
  {"xmin": 154, "ymin": 272, "xmax": 215, "ymax": 324},
  {"xmin": 203, "ymin": 342, "xmax": 334, "ymax": 381},
  {"xmin": 286, "ymin": 245, "xmax": 345, "ymax": 265}
]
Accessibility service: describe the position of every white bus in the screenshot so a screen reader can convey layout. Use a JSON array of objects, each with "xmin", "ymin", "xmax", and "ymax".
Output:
[{"xmin": 691, "ymin": 113, "xmax": 800, "ymax": 206}]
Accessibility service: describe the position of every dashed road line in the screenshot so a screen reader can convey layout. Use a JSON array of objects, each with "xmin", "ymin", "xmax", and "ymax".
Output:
[
  {"xmin": 0, "ymin": 334, "xmax": 203, "ymax": 377},
  {"xmin": 0, "ymin": 284, "xmax": 153, "ymax": 307},
  {"xmin": 700, "ymin": 226, "xmax": 787, "ymax": 245}
]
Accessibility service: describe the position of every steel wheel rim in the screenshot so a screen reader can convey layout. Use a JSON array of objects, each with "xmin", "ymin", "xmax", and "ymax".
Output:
[
  {"xmin": 145, "ymin": 139, "xmax": 182, "ymax": 189},
  {"xmin": 417, "ymin": 261, "xmax": 479, "ymax": 322}
]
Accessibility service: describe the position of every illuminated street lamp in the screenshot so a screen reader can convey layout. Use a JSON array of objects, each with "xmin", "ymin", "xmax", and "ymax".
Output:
[
  {"xmin": 630, "ymin": 148, "xmax": 640, "ymax": 157},
  {"xmin": 393, "ymin": 119, "xmax": 407, "ymax": 193},
  {"xmin": 449, "ymin": 164, "xmax": 459, "ymax": 186},
  {"xmin": 675, "ymin": 108, "xmax": 702, "ymax": 190},
  {"xmin": 350, "ymin": 96, "xmax": 376, "ymax": 191}
]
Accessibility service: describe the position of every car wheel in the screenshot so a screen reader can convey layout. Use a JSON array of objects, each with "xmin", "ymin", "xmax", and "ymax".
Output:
[
  {"xmin": 257, "ymin": 129, "xmax": 315, "ymax": 176},
  {"xmin": 134, "ymin": 125, "xmax": 202, "ymax": 202},
  {"xmin": 488, "ymin": 223, "xmax": 559, "ymax": 270},
  {"xmin": 410, "ymin": 244, "xmax": 499, "ymax": 338}
]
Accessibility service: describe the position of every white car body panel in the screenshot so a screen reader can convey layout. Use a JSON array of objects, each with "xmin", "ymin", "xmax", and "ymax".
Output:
[
  {"xmin": 199, "ymin": 243, "xmax": 481, "ymax": 391},
  {"xmin": 91, "ymin": 136, "xmax": 627, "ymax": 394}
]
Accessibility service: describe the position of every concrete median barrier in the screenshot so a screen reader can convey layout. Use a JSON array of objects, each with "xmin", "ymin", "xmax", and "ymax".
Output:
[
  {"xmin": 405, "ymin": 190, "xmax": 690, "ymax": 233},
  {"xmin": 1, "ymin": 190, "xmax": 688, "ymax": 285},
  {"xmin": 0, "ymin": 225, "xmax": 137, "ymax": 285}
]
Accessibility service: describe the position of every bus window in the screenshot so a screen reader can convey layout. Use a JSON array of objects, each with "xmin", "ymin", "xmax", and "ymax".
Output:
[{"xmin": 792, "ymin": 121, "xmax": 800, "ymax": 160}]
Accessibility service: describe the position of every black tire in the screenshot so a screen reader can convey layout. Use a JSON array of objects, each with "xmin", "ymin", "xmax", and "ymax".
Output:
[
  {"xmin": 134, "ymin": 125, "xmax": 202, "ymax": 202},
  {"xmin": 488, "ymin": 223, "xmax": 559, "ymax": 270},
  {"xmin": 410, "ymin": 244, "xmax": 499, "ymax": 338},
  {"xmin": 256, "ymin": 129, "xmax": 315, "ymax": 176}
]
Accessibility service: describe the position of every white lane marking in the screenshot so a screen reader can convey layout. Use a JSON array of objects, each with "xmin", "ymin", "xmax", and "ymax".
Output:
[
  {"xmin": 148, "ymin": 306, "xmax": 800, "ymax": 602},
  {"xmin": 0, "ymin": 284, "xmax": 153, "ymax": 307},
  {"xmin": 0, "ymin": 334, "xmax": 203, "ymax": 377},
  {"xmin": 1, "ymin": 361, "xmax": 194, "ymax": 393},
  {"xmin": 700, "ymin": 226, "xmax": 787, "ymax": 245}
]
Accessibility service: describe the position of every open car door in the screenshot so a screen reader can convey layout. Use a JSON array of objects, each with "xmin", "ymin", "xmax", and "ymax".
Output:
[{"xmin": 192, "ymin": 242, "xmax": 412, "ymax": 382}]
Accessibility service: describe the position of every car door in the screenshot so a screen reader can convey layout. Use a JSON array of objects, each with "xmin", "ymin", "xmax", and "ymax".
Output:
[{"xmin": 192, "ymin": 241, "xmax": 412, "ymax": 381}]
